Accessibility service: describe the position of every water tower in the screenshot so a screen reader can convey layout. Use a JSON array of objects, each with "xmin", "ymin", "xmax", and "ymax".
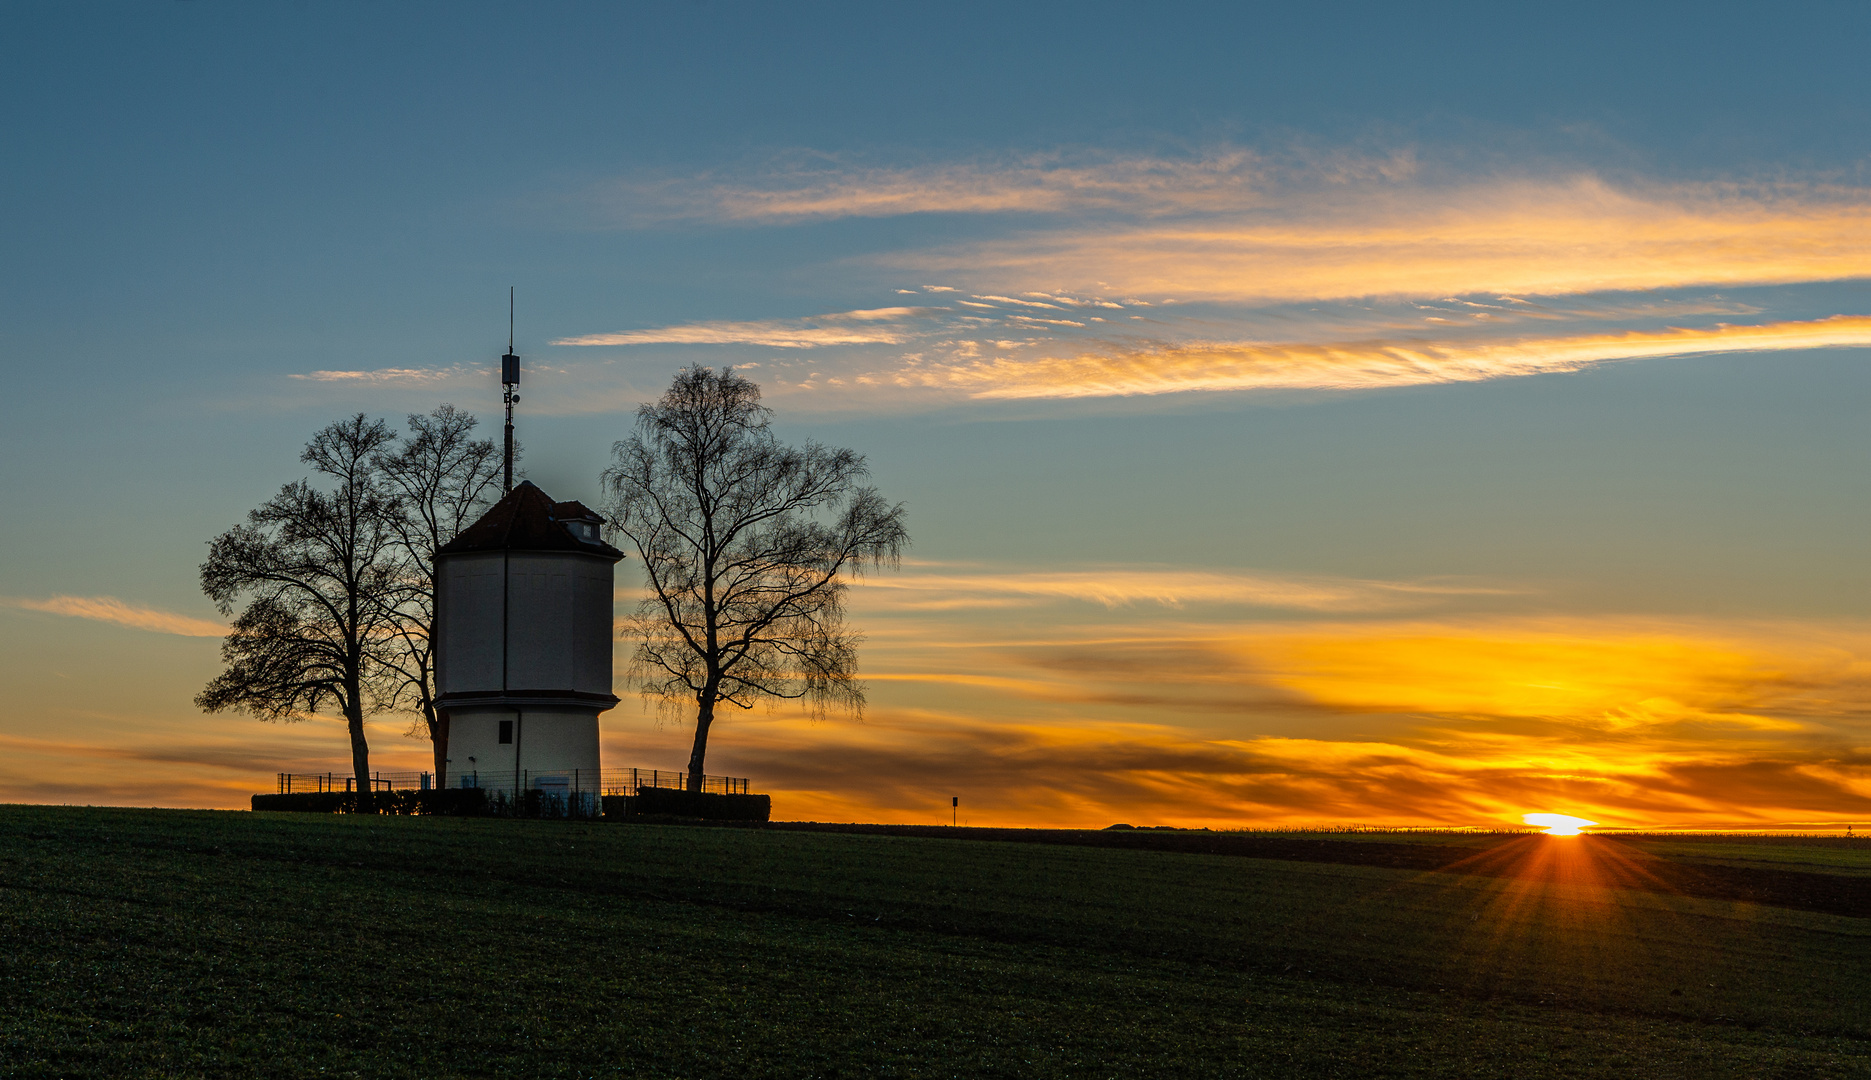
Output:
[{"xmin": 431, "ymin": 303, "xmax": 622, "ymax": 806}]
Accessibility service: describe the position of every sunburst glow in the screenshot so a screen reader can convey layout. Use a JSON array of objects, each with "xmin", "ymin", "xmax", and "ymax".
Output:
[{"xmin": 1523, "ymin": 813, "xmax": 1600, "ymax": 836}]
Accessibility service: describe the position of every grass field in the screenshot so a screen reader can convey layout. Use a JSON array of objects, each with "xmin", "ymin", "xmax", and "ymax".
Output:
[{"xmin": 1, "ymin": 807, "xmax": 1867, "ymax": 1078}]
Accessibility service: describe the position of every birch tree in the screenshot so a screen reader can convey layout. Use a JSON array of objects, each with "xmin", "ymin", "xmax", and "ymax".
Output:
[{"xmin": 601, "ymin": 367, "xmax": 908, "ymax": 791}]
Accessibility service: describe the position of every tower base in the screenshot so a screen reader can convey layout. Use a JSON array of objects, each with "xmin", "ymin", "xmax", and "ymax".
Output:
[{"xmin": 444, "ymin": 706, "xmax": 602, "ymax": 800}]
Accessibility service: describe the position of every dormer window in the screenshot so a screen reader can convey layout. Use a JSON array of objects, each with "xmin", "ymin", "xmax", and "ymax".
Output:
[{"xmin": 567, "ymin": 520, "xmax": 600, "ymax": 543}]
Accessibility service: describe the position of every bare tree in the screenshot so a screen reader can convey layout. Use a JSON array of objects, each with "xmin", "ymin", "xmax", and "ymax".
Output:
[
  {"xmin": 197, "ymin": 415, "xmax": 403, "ymax": 809},
  {"xmin": 374, "ymin": 405, "xmax": 504, "ymax": 788},
  {"xmin": 601, "ymin": 366, "xmax": 908, "ymax": 791}
]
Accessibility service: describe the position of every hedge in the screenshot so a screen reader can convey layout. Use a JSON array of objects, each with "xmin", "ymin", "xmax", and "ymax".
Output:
[
  {"xmin": 622, "ymin": 788, "xmax": 772, "ymax": 821},
  {"xmin": 253, "ymin": 789, "xmax": 490, "ymax": 816}
]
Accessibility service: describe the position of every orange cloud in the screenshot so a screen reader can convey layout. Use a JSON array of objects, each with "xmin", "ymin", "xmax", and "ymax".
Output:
[
  {"xmin": 0, "ymin": 722, "xmax": 439, "ymax": 810},
  {"xmin": 16, "ymin": 574, "xmax": 1871, "ymax": 830},
  {"xmin": 251, "ymin": 157, "xmax": 1871, "ymax": 417},
  {"xmin": 963, "ymin": 616, "xmax": 1871, "ymax": 740},
  {"xmin": 619, "ymin": 153, "xmax": 1871, "ymax": 301},
  {"xmin": 903, "ymin": 174, "xmax": 1871, "ymax": 302},
  {"xmin": 6, "ymin": 595, "xmax": 227, "ymax": 637},
  {"xmin": 896, "ymin": 316, "xmax": 1871, "ymax": 398},
  {"xmin": 611, "ymin": 705, "xmax": 1871, "ymax": 831},
  {"xmin": 1245, "ymin": 626, "xmax": 1808, "ymax": 731},
  {"xmin": 692, "ymin": 611, "xmax": 1871, "ymax": 829}
]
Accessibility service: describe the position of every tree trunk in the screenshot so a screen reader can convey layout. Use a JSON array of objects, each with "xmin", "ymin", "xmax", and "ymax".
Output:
[
  {"xmin": 686, "ymin": 693, "xmax": 715, "ymax": 793},
  {"xmin": 426, "ymin": 701, "xmax": 448, "ymax": 789},
  {"xmin": 347, "ymin": 699, "xmax": 372, "ymax": 814}
]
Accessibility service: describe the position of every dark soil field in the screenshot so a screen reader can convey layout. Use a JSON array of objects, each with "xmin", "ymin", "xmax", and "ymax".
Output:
[{"xmin": 1, "ymin": 806, "xmax": 1867, "ymax": 1078}]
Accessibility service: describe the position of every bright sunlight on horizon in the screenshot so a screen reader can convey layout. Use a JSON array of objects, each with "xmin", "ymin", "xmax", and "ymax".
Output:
[{"xmin": 1523, "ymin": 814, "xmax": 1601, "ymax": 836}]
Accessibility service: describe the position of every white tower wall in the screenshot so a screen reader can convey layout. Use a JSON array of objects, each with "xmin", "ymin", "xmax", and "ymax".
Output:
[
  {"xmin": 431, "ymin": 483, "xmax": 622, "ymax": 802},
  {"xmin": 435, "ymin": 551, "xmax": 615, "ymax": 697}
]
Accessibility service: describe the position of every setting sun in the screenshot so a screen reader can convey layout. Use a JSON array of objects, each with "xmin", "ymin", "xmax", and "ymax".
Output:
[{"xmin": 1523, "ymin": 813, "xmax": 1599, "ymax": 836}]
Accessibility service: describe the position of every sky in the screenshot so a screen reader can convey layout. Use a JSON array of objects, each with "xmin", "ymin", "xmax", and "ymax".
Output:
[{"xmin": 5, "ymin": 2, "xmax": 1871, "ymax": 829}]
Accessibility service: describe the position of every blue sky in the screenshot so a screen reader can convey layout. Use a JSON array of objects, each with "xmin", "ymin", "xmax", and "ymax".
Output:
[{"xmin": 5, "ymin": 2, "xmax": 1871, "ymax": 826}]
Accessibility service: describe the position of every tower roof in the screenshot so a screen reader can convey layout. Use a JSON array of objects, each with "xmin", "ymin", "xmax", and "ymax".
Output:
[{"xmin": 436, "ymin": 481, "xmax": 624, "ymax": 561}]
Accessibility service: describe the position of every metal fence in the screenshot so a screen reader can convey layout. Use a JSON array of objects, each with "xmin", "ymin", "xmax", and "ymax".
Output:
[
  {"xmin": 276, "ymin": 767, "xmax": 750, "ymax": 796},
  {"xmin": 276, "ymin": 771, "xmax": 428, "ymax": 793},
  {"xmin": 601, "ymin": 768, "xmax": 749, "ymax": 796}
]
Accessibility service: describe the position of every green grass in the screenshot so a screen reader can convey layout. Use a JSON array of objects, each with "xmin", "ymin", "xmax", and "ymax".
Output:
[
  {"xmin": 1, "ymin": 807, "xmax": 1867, "ymax": 1078},
  {"xmin": 1616, "ymin": 836, "xmax": 1871, "ymax": 877}
]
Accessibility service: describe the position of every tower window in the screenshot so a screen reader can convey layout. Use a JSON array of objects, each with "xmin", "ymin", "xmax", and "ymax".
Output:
[{"xmin": 498, "ymin": 720, "xmax": 513, "ymax": 744}]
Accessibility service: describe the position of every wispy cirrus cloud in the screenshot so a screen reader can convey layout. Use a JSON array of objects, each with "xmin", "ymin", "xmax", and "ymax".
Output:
[
  {"xmin": 290, "ymin": 364, "xmax": 473, "ymax": 384},
  {"xmin": 277, "ymin": 360, "xmax": 648, "ymax": 417},
  {"xmin": 603, "ymin": 148, "xmax": 1386, "ymax": 223},
  {"xmin": 269, "ymin": 153, "xmax": 1871, "ymax": 411},
  {"xmin": 891, "ymin": 314, "xmax": 1871, "ymax": 398},
  {"xmin": 856, "ymin": 564, "xmax": 1517, "ymax": 613},
  {"xmin": 5, "ymin": 595, "xmax": 226, "ymax": 637},
  {"xmin": 613, "ymin": 150, "xmax": 1871, "ymax": 301},
  {"xmin": 298, "ymin": 304, "xmax": 1869, "ymax": 410},
  {"xmin": 898, "ymin": 174, "xmax": 1871, "ymax": 303},
  {"xmin": 530, "ymin": 302, "xmax": 1871, "ymax": 408},
  {"xmin": 554, "ymin": 306, "xmax": 934, "ymax": 348},
  {"xmin": 550, "ymin": 149, "xmax": 1871, "ymax": 407}
]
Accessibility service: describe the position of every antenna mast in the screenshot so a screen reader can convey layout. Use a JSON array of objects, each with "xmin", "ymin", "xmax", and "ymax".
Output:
[{"xmin": 501, "ymin": 287, "xmax": 519, "ymax": 493}]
